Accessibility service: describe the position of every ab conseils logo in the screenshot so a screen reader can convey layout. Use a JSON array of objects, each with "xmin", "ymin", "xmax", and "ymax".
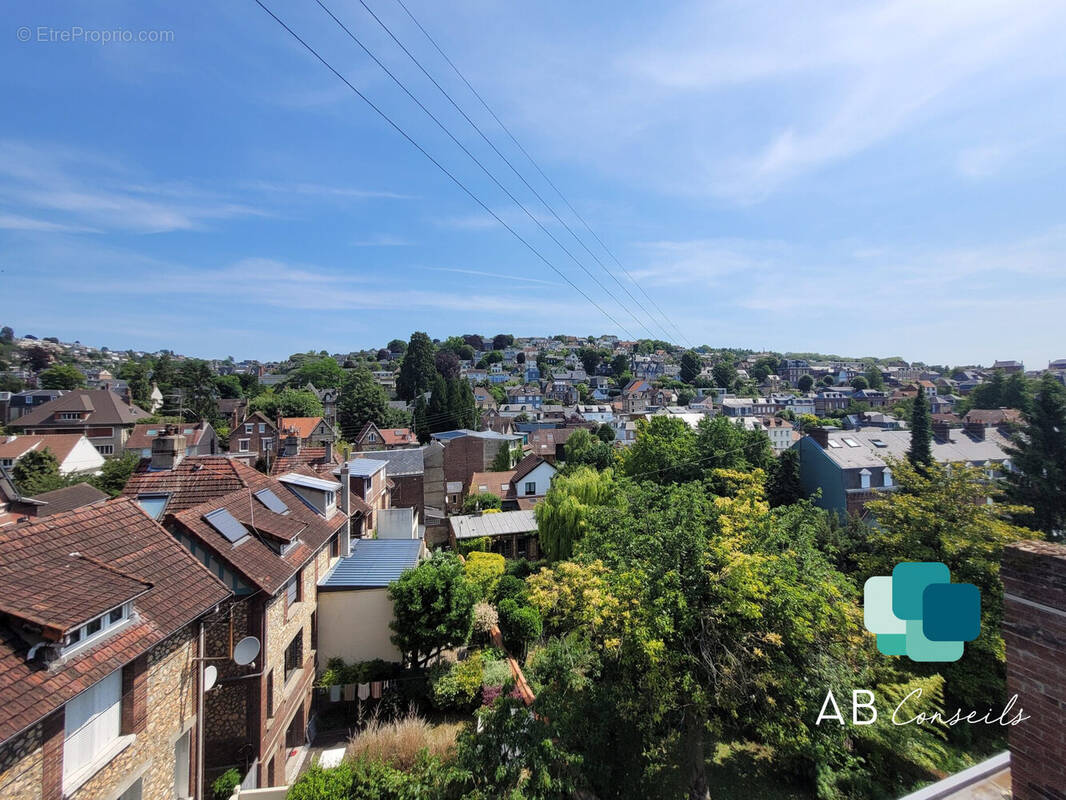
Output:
[{"xmin": 863, "ymin": 562, "xmax": 980, "ymax": 663}]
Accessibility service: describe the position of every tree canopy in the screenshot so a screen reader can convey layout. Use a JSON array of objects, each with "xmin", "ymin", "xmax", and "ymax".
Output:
[{"xmin": 388, "ymin": 552, "xmax": 476, "ymax": 668}]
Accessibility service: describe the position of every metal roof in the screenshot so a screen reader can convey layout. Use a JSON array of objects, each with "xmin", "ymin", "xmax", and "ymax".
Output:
[
  {"xmin": 449, "ymin": 509, "xmax": 538, "ymax": 540},
  {"xmin": 277, "ymin": 472, "xmax": 342, "ymax": 491},
  {"xmin": 347, "ymin": 448, "xmax": 424, "ymax": 477},
  {"xmin": 318, "ymin": 539, "xmax": 423, "ymax": 589},
  {"xmin": 340, "ymin": 458, "xmax": 389, "ymax": 478}
]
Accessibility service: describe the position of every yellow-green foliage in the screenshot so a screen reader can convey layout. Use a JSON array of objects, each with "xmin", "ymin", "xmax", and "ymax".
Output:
[
  {"xmin": 527, "ymin": 560, "xmax": 621, "ymax": 642},
  {"xmin": 429, "ymin": 652, "xmax": 484, "ymax": 711},
  {"xmin": 463, "ymin": 551, "xmax": 505, "ymax": 600},
  {"xmin": 535, "ymin": 467, "xmax": 616, "ymax": 561}
]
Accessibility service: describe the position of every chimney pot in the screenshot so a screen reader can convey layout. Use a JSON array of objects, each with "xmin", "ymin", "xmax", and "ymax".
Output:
[{"xmin": 150, "ymin": 428, "xmax": 186, "ymax": 470}]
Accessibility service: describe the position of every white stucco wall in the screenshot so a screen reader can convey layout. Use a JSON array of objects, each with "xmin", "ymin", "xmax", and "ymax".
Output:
[{"xmin": 316, "ymin": 588, "xmax": 402, "ymax": 664}]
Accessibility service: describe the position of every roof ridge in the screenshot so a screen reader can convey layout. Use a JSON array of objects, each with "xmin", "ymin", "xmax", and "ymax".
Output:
[{"xmin": 68, "ymin": 550, "xmax": 153, "ymax": 592}]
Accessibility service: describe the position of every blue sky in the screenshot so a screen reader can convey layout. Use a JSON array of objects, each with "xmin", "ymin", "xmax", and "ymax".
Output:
[{"xmin": 3, "ymin": 0, "xmax": 1065, "ymax": 366}]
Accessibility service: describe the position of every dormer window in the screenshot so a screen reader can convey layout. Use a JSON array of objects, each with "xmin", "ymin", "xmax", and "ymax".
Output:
[
  {"xmin": 58, "ymin": 412, "xmax": 81, "ymax": 420},
  {"xmin": 63, "ymin": 602, "xmax": 132, "ymax": 654}
]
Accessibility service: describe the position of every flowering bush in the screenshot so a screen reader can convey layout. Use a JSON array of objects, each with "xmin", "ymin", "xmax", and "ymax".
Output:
[{"xmin": 472, "ymin": 602, "xmax": 498, "ymax": 634}]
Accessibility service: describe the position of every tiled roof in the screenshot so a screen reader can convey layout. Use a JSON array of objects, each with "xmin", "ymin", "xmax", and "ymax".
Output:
[
  {"xmin": 963, "ymin": 408, "xmax": 1022, "ymax": 425},
  {"xmin": 122, "ymin": 455, "xmax": 251, "ymax": 515},
  {"xmin": 28, "ymin": 483, "xmax": 109, "ymax": 516},
  {"xmin": 380, "ymin": 428, "xmax": 416, "ymax": 446},
  {"xmin": 0, "ymin": 499, "xmax": 230, "ymax": 743},
  {"xmin": 469, "ymin": 470, "xmax": 516, "ymax": 498},
  {"xmin": 351, "ymin": 448, "xmax": 424, "ymax": 477},
  {"xmin": 279, "ymin": 417, "xmax": 325, "ymax": 440},
  {"xmin": 0, "ymin": 434, "xmax": 87, "ymax": 465},
  {"xmin": 171, "ymin": 468, "xmax": 345, "ymax": 594},
  {"xmin": 10, "ymin": 390, "xmax": 149, "ymax": 428},
  {"xmin": 512, "ymin": 453, "xmax": 549, "ymax": 483},
  {"xmin": 318, "ymin": 539, "xmax": 422, "ymax": 589},
  {"xmin": 124, "ymin": 422, "xmax": 211, "ymax": 451},
  {"xmin": 269, "ymin": 447, "xmax": 342, "ymax": 477}
]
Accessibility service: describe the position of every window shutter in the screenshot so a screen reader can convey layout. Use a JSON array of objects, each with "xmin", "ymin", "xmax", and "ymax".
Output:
[{"xmin": 121, "ymin": 656, "xmax": 148, "ymax": 734}]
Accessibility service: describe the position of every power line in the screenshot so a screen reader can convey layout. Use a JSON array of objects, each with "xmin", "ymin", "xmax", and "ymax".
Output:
[
  {"xmin": 308, "ymin": 0, "xmax": 645, "ymax": 341},
  {"xmin": 350, "ymin": 0, "xmax": 675, "ymax": 344},
  {"xmin": 389, "ymin": 0, "xmax": 695, "ymax": 350},
  {"xmin": 251, "ymin": 0, "xmax": 635, "ymax": 340}
]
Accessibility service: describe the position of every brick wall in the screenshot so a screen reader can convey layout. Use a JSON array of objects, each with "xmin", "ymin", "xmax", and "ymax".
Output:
[
  {"xmin": 443, "ymin": 437, "xmax": 499, "ymax": 486},
  {"xmin": 389, "ymin": 474, "xmax": 424, "ymax": 518},
  {"xmin": 1002, "ymin": 540, "xmax": 1066, "ymax": 800}
]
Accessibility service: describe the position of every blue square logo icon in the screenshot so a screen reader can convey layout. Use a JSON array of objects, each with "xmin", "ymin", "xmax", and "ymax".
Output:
[{"xmin": 922, "ymin": 583, "xmax": 980, "ymax": 643}]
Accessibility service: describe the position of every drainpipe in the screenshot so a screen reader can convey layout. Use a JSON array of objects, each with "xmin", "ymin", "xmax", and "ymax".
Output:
[{"xmin": 197, "ymin": 620, "xmax": 206, "ymax": 800}]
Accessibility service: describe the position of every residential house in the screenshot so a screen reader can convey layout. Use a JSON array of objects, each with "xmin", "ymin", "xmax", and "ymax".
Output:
[
  {"xmin": 278, "ymin": 417, "xmax": 337, "ymax": 449},
  {"xmin": 3, "ymin": 389, "xmax": 66, "ymax": 424},
  {"xmin": 481, "ymin": 410, "xmax": 516, "ymax": 435},
  {"xmin": 506, "ymin": 385, "xmax": 543, "ymax": 409},
  {"xmin": 124, "ymin": 421, "xmax": 219, "ymax": 460},
  {"xmin": 348, "ymin": 448, "xmax": 424, "ymax": 521},
  {"xmin": 332, "ymin": 458, "xmax": 391, "ymax": 537},
  {"xmin": 992, "ymin": 360, "xmax": 1024, "ymax": 374},
  {"xmin": 842, "ymin": 412, "xmax": 905, "ymax": 430},
  {"xmin": 449, "ymin": 509, "xmax": 540, "ymax": 560},
  {"xmin": 757, "ymin": 417, "xmax": 796, "ymax": 453},
  {"xmin": 612, "ymin": 419, "xmax": 639, "ymax": 445},
  {"xmin": 526, "ymin": 427, "xmax": 585, "ymax": 463},
  {"xmin": 353, "ymin": 422, "xmax": 417, "ymax": 451},
  {"xmin": 316, "ymin": 539, "xmax": 424, "ymax": 665},
  {"xmin": 814, "ymin": 391, "xmax": 849, "ymax": 416},
  {"xmin": 720, "ymin": 397, "xmax": 754, "ymax": 417},
  {"xmin": 0, "ymin": 434, "xmax": 105, "ymax": 475},
  {"xmin": 0, "ymin": 499, "xmax": 230, "ymax": 800},
  {"xmin": 851, "ymin": 389, "xmax": 890, "ymax": 408},
  {"xmin": 621, "ymin": 379, "xmax": 651, "ymax": 415},
  {"xmin": 467, "ymin": 454, "xmax": 557, "ymax": 510},
  {"xmin": 432, "ymin": 430, "xmax": 524, "ymax": 490},
  {"xmin": 473, "ymin": 386, "xmax": 497, "ymax": 411},
  {"xmin": 9, "ymin": 390, "xmax": 150, "ymax": 457},
  {"xmin": 218, "ymin": 397, "xmax": 249, "ymax": 431},
  {"xmin": 962, "ymin": 408, "xmax": 1023, "ymax": 428},
  {"xmin": 229, "ymin": 412, "xmax": 278, "ymax": 462},
  {"xmin": 304, "ymin": 384, "xmax": 339, "ymax": 428},
  {"xmin": 16, "ymin": 483, "xmax": 109, "ymax": 519},
  {"xmin": 121, "ymin": 434, "xmax": 350, "ymax": 789},
  {"xmin": 576, "ymin": 404, "xmax": 613, "ymax": 423},
  {"xmin": 796, "ymin": 425, "xmax": 1011, "ymax": 517}
]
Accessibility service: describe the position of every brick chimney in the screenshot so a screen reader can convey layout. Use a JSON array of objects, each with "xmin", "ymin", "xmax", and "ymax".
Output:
[
  {"xmin": 808, "ymin": 427, "xmax": 830, "ymax": 448},
  {"xmin": 150, "ymin": 425, "xmax": 186, "ymax": 470},
  {"xmin": 281, "ymin": 433, "xmax": 300, "ymax": 458},
  {"xmin": 1002, "ymin": 541, "xmax": 1066, "ymax": 798},
  {"xmin": 325, "ymin": 440, "xmax": 333, "ymax": 463},
  {"xmin": 932, "ymin": 419, "xmax": 952, "ymax": 442},
  {"xmin": 963, "ymin": 420, "xmax": 986, "ymax": 441}
]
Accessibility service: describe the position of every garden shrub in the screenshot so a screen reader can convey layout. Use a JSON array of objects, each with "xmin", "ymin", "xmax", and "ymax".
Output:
[
  {"xmin": 481, "ymin": 658, "xmax": 513, "ymax": 688},
  {"xmin": 472, "ymin": 602, "xmax": 498, "ymax": 636},
  {"xmin": 287, "ymin": 762, "xmax": 354, "ymax": 800},
  {"xmin": 429, "ymin": 652, "xmax": 484, "ymax": 711},
  {"xmin": 497, "ymin": 598, "xmax": 543, "ymax": 657},
  {"xmin": 211, "ymin": 768, "xmax": 241, "ymax": 800},
  {"xmin": 463, "ymin": 551, "xmax": 505, "ymax": 600},
  {"xmin": 493, "ymin": 574, "xmax": 528, "ymax": 605},
  {"xmin": 348, "ymin": 712, "xmax": 463, "ymax": 770}
]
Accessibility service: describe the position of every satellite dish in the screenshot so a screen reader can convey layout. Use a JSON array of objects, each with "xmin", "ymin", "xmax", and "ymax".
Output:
[
  {"xmin": 233, "ymin": 636, "xmax": 261, "ymax": 666},
  {"xmin": 203, "ymin": 665, "xmax": 218, "ymax": 692}
]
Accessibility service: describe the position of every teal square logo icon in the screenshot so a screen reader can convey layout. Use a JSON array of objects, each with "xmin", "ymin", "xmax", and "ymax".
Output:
[{"xmin": 863, "ymin": 562, "xmax": 980, "ymax": 663}]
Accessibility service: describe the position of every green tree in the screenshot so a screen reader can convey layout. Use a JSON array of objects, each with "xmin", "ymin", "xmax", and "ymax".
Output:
[
  {"xmin": 536, "ymin": 467, "xmax": 616, "ymax": 561},
  {"xmin": 492, "ymin": 333, "xmax": 514, "ymax": 350},
  {"xmin": 595, "ymin": 423, "xmax": 615, "ymax": 443},
  {"xmin": 908, "ymin": 389, "xmax": 933, "ymax": 469},
  {"xmin": 38, "ymin": 363, "xmax": 86, "ymax": 390},
  {"xmin": 90, "ymin": 452, "xmax": 139, "ymax": 496},
  {"xmin": 620, "ymin": 416, "xmax": 699, "ymax": 484},
  {"xmin": 388, "ymin": 552, "xmax": 476, "ymax": 667},
  {"xmin": 610, "ymin": 354, "xmax": 629, "ymax": 378},
  {"xmin": 0, "ymin": 326, "xmax": 13, "ymax": 344},
  {"xmin": 863, "ymin": 459, "xmax": 1033, "ymax": 709},
  {"xmin": 396, "ymin": 331, "xmax": 437, "ymax": 402},
  {"xmin": 679, "ymin": 351, "xmax": 701, "ymax": 384},
  {"xmin": 412, "ymin": 394, "xmax": 430, "ymax": 444},
  {"xmin": 864, "ymin": 366, "xmax": 885, "ymax": 390},
  {"xmin": 797, "ymin": 374, "xmax": 814, "ymax": 392},
  {"xmin": 337, "ymin": 367, "xmax": 389, "ymax": 440},
  {"xmin": 578, "ymin": 347, "xmax": 604, "ymax": 375},
  {"xmin": 1004, "ymin": 373, "xmax": 1066, "ymax": 539},
  {"xmin": 12, "ymin": 448, "xmax": 66, "ymax": 495},
  {"xmin": 490, "ymin": 441, "xmax": 513, "ymax": 471},
  {"xmin": 289, "ymin": 356, "xmax": 344, "ymax": 389},
  {"xmin": 766, "ymin": 447, "xmax": 802, "ymax": 507},
  {"xmin": 175, "ymin": 359, "xmax": 218, "ymax": 422},
  {"xmin": 247, "ymin": 388, "xmax": 323, "ymax": 420},
  {"xmin": 387, "ymin": 338, "xmax": 407, "ymax": 355},
  {"xmin": 849, "ymin": 375, "xmax": 869, "ymax": 390},
  {"xmin": 711, "ymin": 361, "xmax": 736, "ymax": 388},
  {"xmin": 462, "ymin": 492, "xmax": 502, "ymax": 513},
  {"xmin": 562, "ymin": 428, "xmax": 614, "ymax": 470}
]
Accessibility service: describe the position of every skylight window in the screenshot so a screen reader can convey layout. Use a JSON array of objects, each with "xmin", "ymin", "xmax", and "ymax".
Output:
[
  {"xmin": 871, "ymin": 439, "xmax": 888, "ymax": 448},
  {"xmin": 827, "ymin": 440, "xmax": 843, "ymax": 448},
  {"xmin": 254, "ymin": 488, "xmax": 290, "ymax": 515},
  {"xmin": 136, "ymin": 494, "xmax": 169, "ymax": 520},
  {"xmin": 204, "ymin": 508, "xmax": 248, "ymax": 544},
  {"xmin": 843, "ymin": 438, "xmax": 860, "ymax": 447}
]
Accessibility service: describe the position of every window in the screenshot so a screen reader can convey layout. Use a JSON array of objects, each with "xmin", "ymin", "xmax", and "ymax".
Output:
[
  {"xmin": 262, "ymin": 438, "xmax": 273, "ymax": 451},
  {"xmin": 95, "ymin": 444, "xmax": 114, "ymax": 455},
  {"xmin": 859, "ymin": 469, "xmax": 871, "ymax": 490},
  {"xmin": 524, "ymin": 481, "xmax": 536, "ymax": 496},
  {"xmin": 136, "ymin": 494, "xmax": 169, "ymax": 520},
  {"xmin": 173, "ymin": 731, "xmax": 190, "ymax": 800},
  {"xmin": 266, "ymin": 671, "xmax": 274, "ymax": 718},
  {"xmin": 285, "ymin": 571, "xmax": 302, "ymax": 610},
  {"xmin": 59, "ymin": 412, "xmax": 81, "ymax": 420},
  {"xmin": 0, "ymin": 458, "xmax": 11, "ymax": 467},
  {"xmin": 238, "ymin": 439, "xmax": 250, "ymax": 452},
  {"xmin": 827, "ymin": 440, "xmax": 842, "ymax": 448},
  {"xmin": 245, "ymin": 424, "xmax": 253, "ymax": 434},
  {"xmin": 63, "ymin": 603, "xmax": 130, "ymax": 654},
  {"xmin": 883, "ymin": 468, "xmax": 893, "ymax": 488},
  {"xmin": 284, "ymin": 633, "xmax": 303, "ymax": 683},
  {"xmin": 64, "ymin": 670, "xmax": 122, "ymax": 785},
  {"xmin": 368, "ymin": 432, "xmax": 377, "ymax": 442},
  {"xmin": 259, "ymin": 423, "xmax": 266, "ymax": 433},
  {"xmin": 843, "ymin": 438, "xmax": 860, "ymax": 448},
  {"xmin": 330, "ymin": 535, "xmax": 339, "ymax": 559}
]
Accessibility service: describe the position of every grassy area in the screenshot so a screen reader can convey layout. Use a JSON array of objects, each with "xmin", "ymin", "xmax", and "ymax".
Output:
[{"xmin": 707, "ymin": 743, "xmax": 816, "ymax": 800}]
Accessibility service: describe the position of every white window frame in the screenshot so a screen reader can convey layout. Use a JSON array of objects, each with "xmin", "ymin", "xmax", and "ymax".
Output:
[
  {"xmin": 258, "ymin": 423, "xmax": 266, "ymax": 433},
  {"xmin": 64, "ymin": 669, "xmax": 132, "ymax": 794},
  {"xmin": 883, "ymin": 468, "xmax": 893, "ymax": 488},
  {"xmin": 95, "ymin": 444, "xmax": 114, "ymax": 455},
  {"xmin": 244, "ymin": 424, "xmax": 253, "ymax": 434},
  {"xmin": 238, "ymin": 439, "xmax": 250, "ymax": 452}
]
